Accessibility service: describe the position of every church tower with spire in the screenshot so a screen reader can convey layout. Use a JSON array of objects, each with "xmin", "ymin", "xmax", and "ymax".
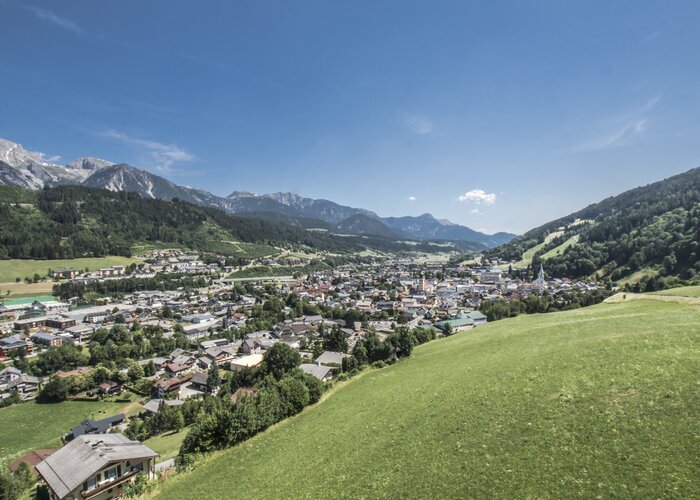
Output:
[{"xmin": 534, "ymin": 263, "xmax": 545, "ymax": 288}]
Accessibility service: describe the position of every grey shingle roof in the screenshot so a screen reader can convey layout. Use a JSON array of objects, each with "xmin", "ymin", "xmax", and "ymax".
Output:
[
  {"xmin": 314, "ymin": 351, "xmax": 350, "ymax": 366},
  {"xmin": 299, "ymin": 363, "xmax": 335, "ymax": 381},
  {"xmin": 36, "ymin": 434, "xmax": 157, "ymax": 499}
]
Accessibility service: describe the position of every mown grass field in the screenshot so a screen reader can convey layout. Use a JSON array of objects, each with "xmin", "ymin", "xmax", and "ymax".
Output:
[
  {"xmin": 0, "ymin": 256, "xmax": 139, "ymax": 283},
  {"xmin": 540, "ymin": 234, "xmax": 580, "ymax": 260},
  {"xmin": 0, "ymin": 400, "xmax": 130, "ymax": 465},
  {"xmin": 155, "ymin": 298, "xmax": 700, "ymax": 499},
  {"xmin": 513, "ymin": 230, "xmax": 564, "ymax": 268}
]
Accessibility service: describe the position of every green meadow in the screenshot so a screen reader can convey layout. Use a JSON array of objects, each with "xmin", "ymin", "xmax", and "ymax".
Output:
[
  {"xmin": 145, "ymin": 428, "xmax": 190, "ymax": 463},
  {"xmin": 155, "ymin": 298, "xmax": 700, "ymax": 499},
  {"xmin": 0, "ymin": 256, "xmax": 139, "ymax": 283},
  {"xmin": 0, "ymin": 400, "xmax": 131, "ymax": 465},
  {"xmin": 650, "ymin": 285, "xmax": 700, "ymax": 297}
]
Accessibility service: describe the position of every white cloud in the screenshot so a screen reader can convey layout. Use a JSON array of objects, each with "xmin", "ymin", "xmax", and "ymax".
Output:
[
  {"xmin": 572, "ymin": 96, "xmax": 660, "ymax": 152},
  {"xmin": 573, "ymin": 119, "xmax": 648, "ymax": 152},
  {"xmin": 29, "ymin": 150, "xmax": 62, "ymax": 164},
  {"xmin": 100, "ymin": 130, "xmax": 194, "ymax": 172},
  {"xmin": 458, "ymin": 189, "xmax": 496, "ymax": 206},
  {"xmin": 470, "ymin": 208, "xmax": 480, "ymax": 214},
  {"xmin": 25, "ymin": 6, "xmax": 82, "ymax": 34},
  {"xmin": 406, "ymin": 116, "xmax": 433, "ymax": 135},
  {"xmin": 407, "ymin": 196, "xmax": 417, "ymax": 201}
]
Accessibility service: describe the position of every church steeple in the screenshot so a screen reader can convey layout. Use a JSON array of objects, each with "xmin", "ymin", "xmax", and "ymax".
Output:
[{"xmin": 534, "ymin": 263, "xmax": 545, "ymax": 287}]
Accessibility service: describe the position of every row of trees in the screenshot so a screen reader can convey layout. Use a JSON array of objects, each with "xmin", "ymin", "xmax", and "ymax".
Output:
[
  {"xmin": 178, "ymin": 344, "xmax": 323, "ymax": 460},
  {"xmin": 479, "ymin": 290, "xmax": 611, "ymax": 322},
  {"xmin": 53, "ymin": 274, "xmax": 209, "ymax": 300}
]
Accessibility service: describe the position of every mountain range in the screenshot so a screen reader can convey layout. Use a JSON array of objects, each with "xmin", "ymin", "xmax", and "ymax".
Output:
[{"xmin": 0, "ymin": 138, "xmax": 514, "ymax": 247}]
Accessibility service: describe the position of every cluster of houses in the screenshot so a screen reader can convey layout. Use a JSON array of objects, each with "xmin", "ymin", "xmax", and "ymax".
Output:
[{"xmin": 0, "ymin": 251, "xmax": 612, "ymax": 498}]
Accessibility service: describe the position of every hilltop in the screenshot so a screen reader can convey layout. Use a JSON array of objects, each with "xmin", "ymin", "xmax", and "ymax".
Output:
[
  {"xmin": 486, "ymin": 167, "xmax": 700, "ymax": 289},
  {"xmin": 153, "ymin": 296, "xmax": 700, "ymax": 498}
]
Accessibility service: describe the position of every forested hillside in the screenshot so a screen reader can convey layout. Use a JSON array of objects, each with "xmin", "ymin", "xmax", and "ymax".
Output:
[
  {"xmin": 487, "ymin": 167, "xmax": 700, "ymax": 288},
  {"xmin": 0, "ymin": 185, "xmax": 477, "ymax": 260}
]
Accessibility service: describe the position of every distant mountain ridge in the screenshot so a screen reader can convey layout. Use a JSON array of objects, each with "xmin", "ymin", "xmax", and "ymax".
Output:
[{"xmin": 0, "ymin": 137, "xmax": 514, "ymax": 247}]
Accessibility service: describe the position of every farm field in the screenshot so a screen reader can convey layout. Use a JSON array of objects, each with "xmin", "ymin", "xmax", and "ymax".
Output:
[
  {"xmin": 0, "ymin": 256, "xmax": 139, "ymax": 283},
  {"xmin": 155, "ymin": 298, "xmax": 700, "ymax": 499},
  {"xmin": 0, "ymin": 400, "xmax": 132, "ymax": 465}
]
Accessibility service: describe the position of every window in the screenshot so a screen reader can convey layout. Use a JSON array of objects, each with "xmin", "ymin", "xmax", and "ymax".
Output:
[{"xmin": 103, "ymin": 466, "xmax": 117, "ymax": 482}]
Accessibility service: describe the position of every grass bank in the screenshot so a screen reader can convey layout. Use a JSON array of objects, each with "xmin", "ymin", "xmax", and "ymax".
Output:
[{"xmin": 154, "ymin": 299, "xmax": 700, "ymax": 498}]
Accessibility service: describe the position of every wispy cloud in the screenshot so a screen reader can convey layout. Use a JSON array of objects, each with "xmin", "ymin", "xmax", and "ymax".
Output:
[
  {"xmin": 99, "ymin": 130, "xmax": 194, "ymax": 172},
  {"xmin": 407, "ymin": 196, "xmax": 417, "ymax": 202},
  {"xmin": 25, "ymin": 6, "xmax": 82, "ymax": 35},
  {"xmin": 458, "ymin": 189, "xmax": 496, "ymax": 206},
  {"xmin": 29, "ymin": 150, "xmax": 62, "ymax": 164},
  {"xmin": 470, "ymin": 208, "xmax": 480, "ymax": 214},
  {"xmin": 405, "ymin": 116, "xmax": 433, "ymax": 135},
  {"xmin": 573, "ymin": 96, "xmax": 660, "ymax": 153}
]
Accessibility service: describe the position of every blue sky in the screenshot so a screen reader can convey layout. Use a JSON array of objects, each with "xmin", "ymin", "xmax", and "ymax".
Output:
[{"xmin": 1, "ymin": 1, "xmax": 699, "ymax": 234}]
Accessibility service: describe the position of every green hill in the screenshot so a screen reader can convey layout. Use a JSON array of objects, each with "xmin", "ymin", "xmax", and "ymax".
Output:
[
  {"xmin": 0, "ymin": 185, "xmax": 475, "ymax": 262},
  {"xmin": 487, "ymin": 167, "xmax": 700, "ymax": 288},
  {"xmin": 154, "ymin": 297, "xmax": 700, "ymax": 499}
]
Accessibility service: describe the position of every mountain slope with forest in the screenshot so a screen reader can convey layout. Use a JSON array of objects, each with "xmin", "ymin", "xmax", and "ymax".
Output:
[
  {"xmin": 0, "ymin": 185, "xmax": 482, "ymax": 260},
  {"xmin": 487, "ymin": 167, "xmax": 700, "ymax": 289}
]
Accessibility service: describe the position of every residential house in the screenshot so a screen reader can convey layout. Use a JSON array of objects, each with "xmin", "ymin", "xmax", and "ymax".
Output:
[
  {"xmin": 141, "ymin": 399, "xmax": 185, "ymax": 416},
  {"xmin": 31, "ymin": 332, "xmax": 63, "ymax": 348},
  {"xmin": 0, "ymin": 367, "xmax": 40, "ymax": 402},
  {"xmin": 229, "ymin": 354, "xmax": 264, "ymax": 371},
  {"xmin": 0, "ymin": 335, "xmax": 33, "ymax": 357},
  {"xmin": 36, "ymin": 434, "xmax": 157, "ymax": 500},
  {"xmin": 9, "ymin": 449, "xmax": 56, "ymax": 474},
  {"xmin": 44, "ymin": 316, "xmax": 77, "ymax": 330},
  {"xmin": 152, "ymin": 375, "xmax": 192, "ymax": 399},
  {"xmin": 66, "ymin": 414, "xmax": 126, "ymax": 441},
  {"xmin": 299, "ymin": 363, "xmax": 336, "ymax": 382},
  {"xmin": 314, "ymin": 351, "xmax": 350, "ymax": 366},
  {"xmin": 51, "ymin": 268, "xmax": 78, "ymax": 279}
]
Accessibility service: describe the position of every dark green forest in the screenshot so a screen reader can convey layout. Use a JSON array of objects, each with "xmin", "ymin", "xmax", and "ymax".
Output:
[
  {"xmin": 0, "ymin": 185, "xmax": 465, "ymax": 260},
  {"xmin": 487, "ymin": 167, "xmax": 700, "ymax": 284}
]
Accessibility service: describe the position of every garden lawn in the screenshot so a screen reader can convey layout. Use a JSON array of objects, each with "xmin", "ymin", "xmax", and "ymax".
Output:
[
  {"xmin": 0, "ymin": 400, "xmax": 128, "ymax": 464},
  {"xmin": 155, "ymin": 299, "xmax": 700, "ymax": 499}
]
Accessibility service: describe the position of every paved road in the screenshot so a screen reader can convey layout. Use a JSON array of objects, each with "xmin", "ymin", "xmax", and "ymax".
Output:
[{"xmin": 155, "ymin": 459, "xmax": 175, "ymax": 473}]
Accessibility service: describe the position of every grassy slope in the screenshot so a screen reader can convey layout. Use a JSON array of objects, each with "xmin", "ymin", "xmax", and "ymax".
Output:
[
  {"xmin": 0, "ymin": 400, "xmax": 130, "ymax": 464},
  {"xmin": 156, "ymin": 299, "xmax": 700, "ymax": 499},
  {"xmin": 513, "ymin": 230, "xmax": 564, "ymax": 268},
  {"xmin": 145, "ymin": 428, "xmax": 189, "ymax": 463},
  {"xmin": 540, "ymin": 234, "xmax": 580, "ymax": 260},
  {"xmin": 0, "ymin": 256, "xmax": 139, "ymax": 283},
  {"xmin": 650, "ymin": 285, "xmax": 700, "ymax": 297}
]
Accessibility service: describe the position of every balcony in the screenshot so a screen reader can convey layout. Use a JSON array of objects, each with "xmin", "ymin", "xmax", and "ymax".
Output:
[{"xmin": 81, "ymin": 468, "xmax": 141, "ymax": 499}]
